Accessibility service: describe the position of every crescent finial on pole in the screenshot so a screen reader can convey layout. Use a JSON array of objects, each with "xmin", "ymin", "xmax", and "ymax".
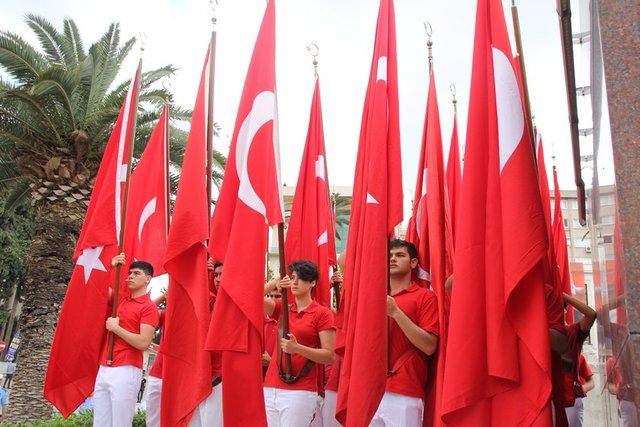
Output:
[
  {"xmin": 210, "ymin": 0, "xmax": 218, "ymax": 30},
  {"xmin": 306, "ymin": 43, "xmax": 320, "ymax": 78},
  {"xmin": 138, "ymin": 32, "xmax": 147, "ymax": 57},
  {"xmin": 162, "ymin": 78, "xmax": 172, "ymax": 104},
  {"xmin": 450, "ymin": 83, "xmax": 457, "ymax": 114},
  {"xmin": 424, "ymin": 22, "xmax": 434, "ymax": 73}
]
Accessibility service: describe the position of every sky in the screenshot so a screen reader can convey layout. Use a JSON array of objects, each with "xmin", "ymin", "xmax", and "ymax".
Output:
[{"xmin": 1, "ymin": 0, "xmax": 582, "ymax": 216}]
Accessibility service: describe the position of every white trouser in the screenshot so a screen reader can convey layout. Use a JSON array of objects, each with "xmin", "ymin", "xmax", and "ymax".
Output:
[
  {"xmin": 619, "ymin": 400, "xmax": 640, "ymax": 427},
  {"xmin": 93, "ymin": 365, "xmax": 142, "ymax": 427},
  {"xmin": 370, "ymin": 391, "xmax": 423, "ymax": 427},
  {"xmin": 310, "ymin": 395, "xmax": 324, "ymax": 426},
  {"xmin": 188, "ymin": 384, "xmax": 220, "ymax": 427},
  {"xmin": 211, "ymin": 382, "xmax": 223, "ymax": 426},
  {"xmin": 322, "ymin": 390, "xmax": 342, "ymax": 427},
  {"xmin": 565, "ymin": 397, "xmax": 584, "ymax": 427},
  {"xmin": 144, "ymin": 376, "xmax": 162, "ymax": 427},
  {"xmin": 264, "ymin": 387, "xmax": 318, "ymax": 427}
]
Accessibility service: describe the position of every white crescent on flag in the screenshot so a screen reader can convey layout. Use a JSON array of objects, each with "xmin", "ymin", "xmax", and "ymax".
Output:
[
  {"xmin": 236, "ymin": 91, "xmax": 276, "ymax": 220},
  {"xmin": 138, "ymin": 197, "xmax": 157, "ymax": 243},
  {"xmin": 493, "ymin": 47, "xmax": 525, "ymax": 173},
  {"xmin": 315, "ymin": 155, "xmax": 325, "ymax": 181}
]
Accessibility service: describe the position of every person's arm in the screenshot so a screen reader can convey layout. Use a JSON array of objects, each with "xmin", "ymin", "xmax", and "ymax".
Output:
[
  {"xmin": 582, "ymin": 375, "xmax": 595, "ymax": 394},
  {"xmin": 263, "ymin": 277, "xmax": 281, "ymax": 316},
  {"xmin": 387, "ymin": 296, "xmax": 438, "ymax": 356},
  {"xmin": 106, "ymin": 318, "xmax": 156, "ymax": 351},
  {"xmin": 445, "ymin": 274, "xmax": 454, "ymax": 293},
  {"xmin": 152, "ymin": 288, "xmax": 167, "ymax": 306},
  {"xmin": 281, "ymin": 329, "xmax": 336, "ymax": 365},
  {"xmin": 564, "ymin": 293, "xmax": 597, "ymax": 332}
]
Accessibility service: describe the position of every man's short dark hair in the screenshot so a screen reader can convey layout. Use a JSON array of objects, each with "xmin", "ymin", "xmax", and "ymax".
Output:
[
  {"xmin": 130, "ymin": 261, "xmax": 153, "ymax": 277},
  {"xmin": 288, "ymin": 260, "xmax": 319, "ymax": 282},
  {"xmin": 213, "ymin": 261, "xmax": 223, "ymax": 269},
  {"xmin": 389, "ymin": 239, "xmax": 418, "ymax": 259}
]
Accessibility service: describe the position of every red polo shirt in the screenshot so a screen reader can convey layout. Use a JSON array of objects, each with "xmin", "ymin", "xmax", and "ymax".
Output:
[
  {"xmin": 264, "ymin": 299, "xmax": 334, "ymax": 392},
  {"xmin": 386, "ymin": 282, "xmax": 439, "ymax": 399},
  {"xmin": 100, "ymin": 293, "xmax": 159, "ymax": 369}
]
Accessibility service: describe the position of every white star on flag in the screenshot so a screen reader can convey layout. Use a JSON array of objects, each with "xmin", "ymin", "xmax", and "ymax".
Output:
[{"xmin": 76, "ymin": 246, "xmax": 107, "ymax": 284}]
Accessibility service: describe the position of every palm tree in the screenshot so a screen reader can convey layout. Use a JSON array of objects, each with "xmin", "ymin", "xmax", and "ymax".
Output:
[
  {"xmin": 0, "ymin": 15, "xmax": 219, "ymax": 420},
  {"xmin": 332, "ymin": 192, "xmax": 351, "ymax": 240}
]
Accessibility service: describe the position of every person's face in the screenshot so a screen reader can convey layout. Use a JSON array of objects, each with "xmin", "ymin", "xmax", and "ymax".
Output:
[
  {"xmin": 214, "ymin": 266, "xmax": 223, "ymax": 290},
  {"xmin": 389, "ymin": 246, "xmax": 417, "ymax": 276},
  {"xmin": 127, "ymin": 268, "xmax": 151, "ymax": 293},
  {"xmin": 290, "ymin": 271, "xmax": 315, "ymax": 297}
]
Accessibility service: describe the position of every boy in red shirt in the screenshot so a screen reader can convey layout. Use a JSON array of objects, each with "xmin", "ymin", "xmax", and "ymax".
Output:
[
  {"xmin": 93, "ymin": 253, "xmax": 159, "ymax": 427},
  {"xmin": 372, "ymin": 239, "xmax": 439, "ymax": 427}
]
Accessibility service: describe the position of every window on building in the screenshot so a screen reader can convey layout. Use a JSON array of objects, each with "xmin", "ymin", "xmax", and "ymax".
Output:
[
  {"xmin": 603, "ymin": 235, "xmax": 613, "ymax": 244},
  {"xmin": 601, "ymin": 215, "xmax": 614, "ymax": 225}
]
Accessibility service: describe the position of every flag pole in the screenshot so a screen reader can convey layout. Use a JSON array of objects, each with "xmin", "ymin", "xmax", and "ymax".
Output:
[
  {"xmin": 510, "ymin": 0, "xmax": 536, "ymax": 159},
  {"xmin": 206, "ymin": 0, "xmax": 218, "ymax": 220},
  {"xmin": 107, "ymin": 53, "xmax": 144, "ymax": 365},
  {"xmin": 161, "ymin": 79, "xmax": 172, "ymax": 239},
  {"xmin": 277, "ymin": 223, "xmax": 293, "ymax": 380},
  {"xmin": 306, "ymin": 43, "xmax": 341, "ymax": 309},
  {"xmin": 164, "ymin": 102, "xmax": 171, "ymax": 238},
  {"xmin": 425, "ymin": 22, "xmax": 433, "ymax": 74}
]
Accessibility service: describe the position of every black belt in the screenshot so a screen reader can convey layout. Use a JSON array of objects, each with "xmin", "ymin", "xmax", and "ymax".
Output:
[{"xmin": 212, "ymin": 376, "xmax": 222, "ymax": 387}]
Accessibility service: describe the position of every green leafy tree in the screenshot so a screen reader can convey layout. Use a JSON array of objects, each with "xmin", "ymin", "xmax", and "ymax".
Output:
[
  {"xmin": 0, "ymin": 15, "xmax": 226, "ymax": 421},
  {"xmin": 331, "ymin": 192, "xmax": 351, "ymax": 240},
  {"xmin": 0, "ymin": 188, "xmax": 33, "ymax": 339}
]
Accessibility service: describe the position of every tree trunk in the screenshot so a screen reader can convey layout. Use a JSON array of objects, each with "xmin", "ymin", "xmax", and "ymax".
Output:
[{"xmin": 7, "ymin": 198, "xmax": 85, "ymax": 421}]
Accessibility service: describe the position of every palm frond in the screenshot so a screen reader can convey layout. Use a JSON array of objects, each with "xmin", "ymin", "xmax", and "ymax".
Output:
[
  {"xmin": 31, "ymin": 67, "xmax": 80, "ymax": 129},
  {"xmin": 62, "ymin": 19, "xmax": 86, "ymax": 64},
  {"xmin": 0, "ymin": 31, "xmax": 46, "ymax": 84},
  {"xmin": 25, "ymin": 14, "xmax": 66, "ymax": 66}
]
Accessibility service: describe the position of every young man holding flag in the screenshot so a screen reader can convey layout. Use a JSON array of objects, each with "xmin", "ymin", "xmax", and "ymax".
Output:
[
  {"xmin": 93, "ymin": 253, "xmax": 158, "ymax": 427},
  {"xmin": 371, "ymin": 239, "xmax": 439, "ymax": 427}
]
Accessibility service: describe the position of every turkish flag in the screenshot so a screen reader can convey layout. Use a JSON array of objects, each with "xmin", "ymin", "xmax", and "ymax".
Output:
[
  {"xmin": 205, "ymin": 2, "xmax": 281, "ymax": 426},
  {"xmin": 552, "ymin": 168, "xmax": 573, "ymax": 323},
  {"xmin": 161, "ymin": 50, "xmax": 212, "ymax": 427},
  {"xmin": 440, "ymin": 0, "xmax": 552, "ymax": 425},
  {"xmin": 536, "ymin": 133, "xmax": 559, "ymax": 292},
  {"xmin": 44, "ymin": 62, "xmax": 141, "ymax": 417},
  {"xmin": 446, "ymin": 113, "xmax": 462, "ymax": 248},
  {"xmin": 123, "ymin": 106, "xmax": 169, "ymax": 277},
  {"xmin": 407, "ymin": 71, "xmax": 454, "ymax": 427},
  {"xmin": 285, "ymin": 78, "xmax": 336, "ymax": 308},
  {"xmin": 335, "ymin": 0, "xmax": 403, "ymax": 425}
]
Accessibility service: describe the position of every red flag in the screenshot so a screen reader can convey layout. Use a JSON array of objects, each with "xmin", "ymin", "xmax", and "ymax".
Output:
[
  {"xmin": 124, "ymin": 106, "xmax": 169, "ymax": 277},
  {"xmin": 205, "ymin": 2, "xmax": 281, "ymax": 425},
  {"xmin": 446, "ymin": 112, "xmax": 462, "ymax": 247},
  {"xmin": 441, "ymin": 0, "xmax": 552, "ymax": 425},
  {"xmin": 44, "ymin": 63, "xmax": 141, "ymax": 417},
  {"xmin": 285, "ymin": 78, "xmax": 336, "ymax": 308},
  {"xmin": 552, "ymin": 168, "xmax": 573, "ymax": 323},
  {"xmin": 407, "ymin": 71, "xmax": 454, "ymax": 426},
  {"xmin": 536, "ymin": 133, "xmax": 558, "ymax": 290},
  {"xmin": 161, "ymin": 51, "xmax": 212, "ymax": 427},
  {"xmin": 335, "ymin": 0, "xmax": 403, "ymax": 425}
]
